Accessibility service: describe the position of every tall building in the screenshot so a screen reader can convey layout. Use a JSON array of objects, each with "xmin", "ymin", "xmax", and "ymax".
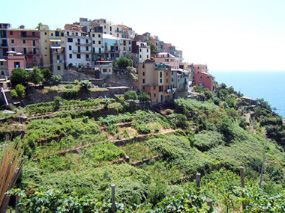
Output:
[
  {"xmin": 0, "ymin": 23, "xmax": 10, "ymax": 59},
  {"xmin": 137, "ymin": 60, "xmax": 174, "ymax": 104},
  {"xmin": 154, "ymin": 53, "xmax": 180, "ymax": 69},
  {"xmin": 7, "ymin": 26, "xmax": 41, "ymax": 69},
  {"xmin": 39, "ymin": 25, "xmax": 65, "ymax": 74}
]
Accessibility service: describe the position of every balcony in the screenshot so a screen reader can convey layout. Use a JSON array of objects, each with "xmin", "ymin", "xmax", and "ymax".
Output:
[
  {"xmin": 24, "ymin": 51, "xmax": 39, "ymax": 55},
  {"xmin": 20, "ymin": 35, "xmax": 39, "ymax": 39},
  {"xmin": 75, "ymin": 42, "xmax": 92, "ymax": 46},
  {"xmin": 72, "ymin": 50, "xmax": 91, "ymax": 54},
  {"xmin": 0, "ymin": 43, "xmax": 8, "ymax": 47}
]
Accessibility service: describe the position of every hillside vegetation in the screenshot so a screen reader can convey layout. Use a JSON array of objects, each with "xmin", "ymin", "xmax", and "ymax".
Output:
[{"xmin": 1, "ymin": 85, "xmax": 285, "ymax": 212}]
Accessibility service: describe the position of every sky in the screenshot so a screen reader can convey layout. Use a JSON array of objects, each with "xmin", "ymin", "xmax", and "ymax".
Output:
[{"xmin": 1, "ymin": 0, "xmax": 285, "ymax": 71}]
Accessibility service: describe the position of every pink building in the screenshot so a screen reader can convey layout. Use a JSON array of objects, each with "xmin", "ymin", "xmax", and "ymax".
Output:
[
  {"xmin": 193, "ymin": 64, "xmax": 208, "ymax": 74},
  {"xmin": 7, "ymin": 53, "xmax": 26, "ymax": 76},
  {"xmin": 154, "ymin": 53, "xmax": 180, "ymax": 69},
  {"xmin": 164, "ymin": 43, "xmax": 171, "ymax": 53},
  {"xmin": 7, "ymin": 26, "xmax": 41, "ymax": 69},
  {"xmin": 193, "ymin": 64, "xmax": 214, "ymax": 91}
]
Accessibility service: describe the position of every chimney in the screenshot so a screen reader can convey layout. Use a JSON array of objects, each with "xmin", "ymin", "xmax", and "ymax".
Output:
[{"xmin": 19, "ymin": 25, "xmax": 25, "ymax": 29}]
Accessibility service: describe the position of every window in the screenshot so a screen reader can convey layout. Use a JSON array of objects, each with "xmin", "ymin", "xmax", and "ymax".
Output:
[
  {"xmin": 68, "ymin": 38, "xmax": 73, "ymax": 42},
  {"xmin": 33, "ymin": 40, "xmax": 36, "ymax": 46},
  {"xmin": 10, "ymin": 31, "xmax": 13, "ymax": 35},
  {"xmin": 86, "ymin": 54, "xmax": 89, "ymax": 59},
  {"xmin": 93, "ymin": 41, "xmax": 95, "ymax": 44},
  {"xmin": 33, "ymin": 48, "xmax": 36, "ymax": 54},
  {"xmin": 57, "ymin": 66, "xmax": 61, "ymax": 70},
  {"xmin": 23, "ymin": 40, "xmax": 26, "ymax": 44},
  {"xmin": 98, "ymin": 41, "xmax": 101, "ymax": 44},
  {"xmin": 1, "ymin": 71, "xmax": 4, "ymax": 75},
  {"xmin": 92, "ymin": 34, "xmax": 95, "ymax": 37},
  {"xmin": 77, "ymin": 54, "xmax": 81, "ymax": 58},
  {"xmin": 0, "ymin": 62, "xmax": 3, "ymax": 65},
  {"xmin": 140, "ymin": 49, "xmax": 141, "ymax": 52},
  {"xmin": 160, "ymin": 79, "xmax": 162, "ymax": 83},
  {"xmin": 69, "ymin": 45, "xmax": 72, "ymax": 50},
  {"xmin": 61, "ymin": 33, "xmax": 64, "ymax": 36},
  {"xmin": 147, "ymin": 49, "xmax": 149, "ymax": 52},
  {"xmin": 86, "ymin": 46, "xmax": 89, "ymax": 51},
  {"xmin": 98, "ymin": 34, "xmax": 101, "ymax": 38},
  {"xmin": 55, "ymin": 31, "xmax": 59, "ymax": 36},
  {"xmin": 142, "ymin": 86, "xmax": 145, "ymax": 90},
  {"xmin": 207, "ymin": 76, "xmax": 210, "ymax": 79},
  {"xmin": 171, "ymin": 78, "xmax": 173, "ymax": 82},
  {"xmin": 14, "ymin": 62, "xmax": 20, "ymax": 68},
  {"xmin": 110, "ymin": 27, "xmax": 112, "ymax": 31},
  {"xmin": 86, "ymin": 39, "xmax": 88, "ymax": 43},
  {"xmin": 166, "ymin": 79, "xmax": 168, "ymax": 83},
  {"xmin": 153, "ymin": 86, "xmax": 156, "ymax": 90},
  {"xmin": 11, "ymin": 39, "xmax": 14, "ymax": 44},
  {"xmin": 104, "ymin": 25, "xmax": 106, "ymax": 29},
  {"xmin": 154, "ymin": 93, "xmax": 156, "ymax": 97},
  {"xmin": 200, "ymin": 76, "xmax": 203, "ymax": 79},
  {"xmin": 159, "ymin": 86, "xmax": 163, "ymax": 92},
  {"xmin": 93, "ymin": 47, "xmax": 95, "ymax": 53},
  {"xmin": 139, "ymin": 55, "xmax": 142, "ymax": 58},
  {"xmin": 45, "ymin": 40, "xmax": 47, "ymax": 43},
  {"xmin": 45, "ymin": 32, "xmax": 47, "ymax": 35},
  {"xmin": 11, "ymin": 48, "xmax": 15, "ymax": 51},
  {"xmin": 143, "ymin": 72, "xmax": 145, "ymax": 76},
  {"xmin": 166, "ymin": 72, "xmax": 168, "ymax": 76},
  {"xmin": 143, "ymin": 79, "xmax": 145, "ymax": 83},
  {"xmin": 160, "ymin": 72, "xmax": 162, "ymax": 78},
  {"xmin": 69, "ymin": 54, "xmax": 72, "ymax": 58},
  {"xmin": 23, "ymin": 48, "xmax": 27, "ymax": 54},
  {"xmin": 67, "ymin": 32, "xmax": 69, "ymax": 36},
  {"xmin": 57, "ymin": 55, "xmax": 60, "ymax": 60},
  {"xmin": 147, "ymin": 55, "xmax": 149, "ymax": 58}
]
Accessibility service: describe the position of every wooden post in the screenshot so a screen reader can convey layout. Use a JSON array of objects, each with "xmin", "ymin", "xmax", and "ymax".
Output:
[
  {"xmin": 111, "ymin": 184, "xmax": 116, "ymax": 213},
  {"xmin": 207, "ymin": 199, "xmax": 213, "ymax": 212},
  {"xmin": 196, "ymin": 173, "xmax": 201, "ymax": 187},
  {"xmin": 240, "ymin": 167, "xmax": 245, "ymax": 210}
]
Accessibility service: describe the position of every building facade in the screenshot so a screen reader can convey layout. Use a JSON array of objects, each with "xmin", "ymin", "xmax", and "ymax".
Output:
[
  {"xmin": 0, "ymin": 23, "xmax": 10, "ymax": 59},
  {"xmin": 154, "ymin": 53, "xmax": 180, "ymax": 69},
  {"xmin": 7, "ymin": 26, "xmax": 41, "ymax": 69},
  {"xmin": 137, "ymin": 60, "xmax": 173, "ymax": 104}
]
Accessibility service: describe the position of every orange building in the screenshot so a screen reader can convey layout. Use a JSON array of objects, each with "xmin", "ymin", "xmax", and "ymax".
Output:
[{"xmin": 137, "ymin": 60, "xmax": 173, "ymax": 104}]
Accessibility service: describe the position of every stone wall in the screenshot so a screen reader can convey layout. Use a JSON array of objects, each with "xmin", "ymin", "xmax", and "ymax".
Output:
[{"xmin": 2, "ymin": 87, "xmax": 129, "ymax": 106}]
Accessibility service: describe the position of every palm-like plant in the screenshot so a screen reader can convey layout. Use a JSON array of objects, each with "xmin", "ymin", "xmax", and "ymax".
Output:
[{"xmin": 0, "ymin": 143, "xmax": 24, "ymax": 212}]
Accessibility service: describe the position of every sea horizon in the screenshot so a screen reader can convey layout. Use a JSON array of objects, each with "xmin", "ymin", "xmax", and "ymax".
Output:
[{"xmin": 209, "ymin": 70, "xmax": 285, "ymax": 118}]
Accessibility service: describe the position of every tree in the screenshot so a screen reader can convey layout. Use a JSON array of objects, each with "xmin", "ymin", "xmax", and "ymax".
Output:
[
  {"xmin": 147, "ymin": 40, "xmax": 158, "ymax": 55},
  {"xmin": 79, "ymin": 80, "xmax": 92, "ymax": 90},
  {"xmin": 124, "ymin": 90, "xmax": 138, "ymax": 100},
  {"xmin": 15, "ymin": 84, "xmax": 26, "ymax": 98},
  {"xmin": 41, "ymin": 68, "xmax": 53, "ymax": 82},
  {"xmin": 10, "ymin": 68, "xmax": 29, "ymax": 87},
  {"xmin": 116, "ymin": 57, "xmax": 132, "ymax": 69},
  {"xmin": 35, "ymin": 22, "xmax": 43, "ymax": 30},
  {"xmin": 51, "ymin": 75, "xmax": 62, "ymax": 86},
  {"xmin": 139, "ymin": 91, "xmax": 150, "ymax": 103},
  {"xmin": 29, "ymin": 66, "xmax": 43, "ymax": 85}
]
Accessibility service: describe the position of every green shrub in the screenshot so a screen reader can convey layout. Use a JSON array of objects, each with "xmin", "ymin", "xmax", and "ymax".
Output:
[
  {"xmin": 124, "ymin": 90, "xmax": 138, "ymax": 100},
  {"xmin": 15, "ymin": 84, "xmax": 26, "ymax": 98},
  {"xmin": 10, "ymin": 89, "xmax": 19, "ymax": 98}
]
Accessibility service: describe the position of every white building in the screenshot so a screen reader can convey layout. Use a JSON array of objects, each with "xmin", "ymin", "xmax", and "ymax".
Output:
[{"xmin": 65, "ymin": 30, "xmax": 92, "ymax": 68}]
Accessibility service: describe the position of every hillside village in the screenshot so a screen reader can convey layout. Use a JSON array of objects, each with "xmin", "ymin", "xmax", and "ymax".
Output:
[
  {"xmin": 0, "ymin": 18, "xmax": 214, "ymax": 105},
  {"xmin": 1, "ymin": 18, "xmax": 285, "ymax": 212}
]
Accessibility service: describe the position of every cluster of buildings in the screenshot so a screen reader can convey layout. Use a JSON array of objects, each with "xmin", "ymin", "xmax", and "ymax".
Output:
[{"xmin": 0, "ymin": 18, "xmax": 214, "ymax": 105}]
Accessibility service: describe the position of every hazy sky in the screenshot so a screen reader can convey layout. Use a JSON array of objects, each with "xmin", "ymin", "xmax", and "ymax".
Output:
[{"xmin": 2, "ymin": 0, "xmax": 284, "ymax": 71}]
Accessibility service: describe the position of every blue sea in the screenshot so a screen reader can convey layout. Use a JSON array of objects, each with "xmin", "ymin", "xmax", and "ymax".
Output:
[{"xmin": 209, "ymin": 71, "xmax": 285, "ymax": 118}]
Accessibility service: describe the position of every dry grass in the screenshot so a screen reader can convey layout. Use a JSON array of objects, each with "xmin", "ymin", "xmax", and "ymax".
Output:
[{"xmin": 0, "ymin": 142, "xmax": 24, "ymax": 211}]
